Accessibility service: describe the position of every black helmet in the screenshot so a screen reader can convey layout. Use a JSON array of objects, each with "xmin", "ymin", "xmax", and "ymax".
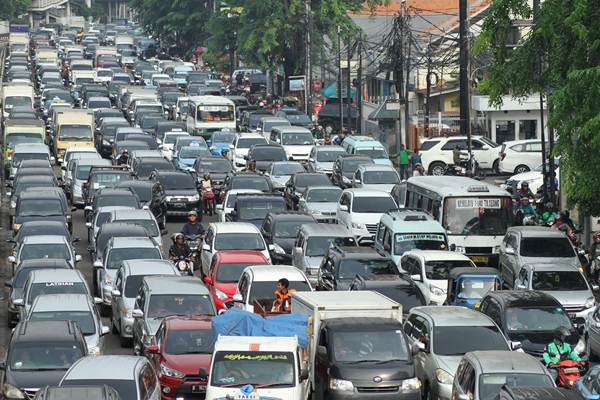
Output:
[{"xmin": 554, "ymin": 326, "xmax": 570, "ymax": 342}]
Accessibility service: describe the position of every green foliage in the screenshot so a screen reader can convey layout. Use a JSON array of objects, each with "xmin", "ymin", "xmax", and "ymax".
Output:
[
  {"xmin": 478, "ymin": 0, "xmax": 600, "ymax": 214},
  {"xmin": 0, "ymin": 0, "xmax": 32, "ymax": 22}
]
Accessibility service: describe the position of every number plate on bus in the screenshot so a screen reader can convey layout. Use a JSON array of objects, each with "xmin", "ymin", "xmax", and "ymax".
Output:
[{"xmin": 471, "ymin": 256, "xmax": 489, "ymax": 264}]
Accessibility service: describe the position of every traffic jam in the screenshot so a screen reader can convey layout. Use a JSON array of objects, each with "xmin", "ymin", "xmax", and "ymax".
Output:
[{"xmin": 0, "ymin": 22, "xmax": 597, "ymax": 400}]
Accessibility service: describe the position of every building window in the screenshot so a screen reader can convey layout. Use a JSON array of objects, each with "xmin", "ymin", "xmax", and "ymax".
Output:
[
  {"xmin": 495, "ymin": 120, "xmax": 516, "ymax": 144},
  {"xmin": 519, "ymin": 120, "xmax": 537, "ymax": 140}
]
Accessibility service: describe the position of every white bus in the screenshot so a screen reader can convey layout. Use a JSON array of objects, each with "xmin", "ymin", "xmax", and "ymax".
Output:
[
  {"xmin": 403, "ymin": 176, "xmax": 513, "ymax": 266},
  {"xmin": 186, "ymin": 95, "xmax": 236, "ymax": 139}
]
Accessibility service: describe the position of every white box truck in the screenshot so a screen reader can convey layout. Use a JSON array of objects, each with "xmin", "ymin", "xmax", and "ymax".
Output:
[{"xmin": 292, "ymin": 291, "xmax": 421, "ymax": 400}]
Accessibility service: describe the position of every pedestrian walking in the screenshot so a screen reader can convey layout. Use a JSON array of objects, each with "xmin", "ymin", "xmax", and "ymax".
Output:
[
  {"xmin": 392, "ymin": 144, "xmax": 411, "ymax": 180},
  {"xmin": 410, "ymin": 148, "xmax": 422, "ymax": 172}
]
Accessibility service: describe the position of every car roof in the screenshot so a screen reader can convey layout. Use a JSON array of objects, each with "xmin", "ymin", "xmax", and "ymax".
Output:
[
  {"xmin": 466, "ymin": 350, "xmax": 547, "ymax": 374},
  {"xmin": 245, "ymin": 265, "xmax": 308, "ymax": 282},
  {"xmin": 331, "ymin": 246, "xmax": 388, "ymax": 260},
  {"xmin": 380, "ymin": 211, "xmax": 445, "ymax": 233},
  {"xmin": 76, "ymin": 158, "xmax": 111, "ymax": 167},
  {"xmin": 216, "ymin": 250, "xmax": 268, "ymax": 263},
  {"xmin": 412, "ymin": 306, "xmax": 496, "ymax": 326},
  {"xmin": 211, "ymin": 222, "xmax": 261, "ymax": 234},
  {"xmin": 267, "ymin": 211, "xmax": 314, "ymax": 222},
  {"xmin": 300, "ymin": 223, "xmax": 353, "ymax": 237},
  {"xmin": 109, "ymin": 236, "xmax": 158, "ymax": 248},
  {"xmin": 31, "ymin": 293, "xmax": 92, "ymax": 312},
  {"xmin": 164, "ymin": 315, "xmax": 212, "ymax": 330},
  {"xmin": 110, "ymin": 208, "xmax": 155, "ymax": 220},
  {"xmin": 64, "ymin": 356, "xmax": 146, "ymax": 380},
  {"xmin": 143, "ymin": 276, "xmax": 209, "ymax": 295},
  {"xmin": 343, "ymin": 188, "xmax": 394, "ymax": 198},
  {"xmin": 122, "ymin": 259, "xmax": 177, "ymax": 275},
  {"xmin": 486, "ymin": 290, "xmax": 562, "ymax": 308},
  {"xmin": 23, "ymin": 235, "xmax": 68, "ymax": 244},
  {"xmin": 14, "ymin": 320, "xmax": 82, "ymax": 343},
  {"xmin": 507, "ymin": 226, "xmax": 568, "ymax": 238},
  {"xmin": 30, "ymin": 268, "xmax": 84, "ymax": 282},
  {"xmin": 407, "ymin": 176, "xmax": 510, "ymax": 197}
]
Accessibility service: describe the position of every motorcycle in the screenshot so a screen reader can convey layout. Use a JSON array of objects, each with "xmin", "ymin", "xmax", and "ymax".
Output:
[
  {"xmin": 202, "ymin": 186, "xmax": 216, "ymax": 216},
  {"xmin": 548, "ymin": 359, "xmax": 588, "ymax": 388},
  {"xmin": 174, "ymin": 256, "xmax": 194, "ymax": 276},
  {"xmin": 184, "ymin": 234, "xmax": 202, "ymax": 252}
]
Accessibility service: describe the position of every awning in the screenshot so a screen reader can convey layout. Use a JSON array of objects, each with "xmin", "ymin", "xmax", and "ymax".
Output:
[{"xmin": 320, "ymin": 81, "xmax": 356, "ymax": 99}]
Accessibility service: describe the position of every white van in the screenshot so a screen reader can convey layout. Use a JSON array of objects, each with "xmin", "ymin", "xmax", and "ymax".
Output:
[{"xmin": 270, "ymin": 126, "xmax": 314, "ymax": 161}]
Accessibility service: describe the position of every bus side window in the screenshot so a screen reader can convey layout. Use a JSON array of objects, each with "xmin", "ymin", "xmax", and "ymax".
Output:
[{"xmin": 432, "ymin": 200, "xmax": 441, "ymax": 220}]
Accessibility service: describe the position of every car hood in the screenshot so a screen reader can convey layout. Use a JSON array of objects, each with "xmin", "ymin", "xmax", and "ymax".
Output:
[
  {"xmin": 315, "ymin": 161, "xmax": 334, "ymax": 172},
  {"xmin": 435, "ymin": 355, "xmax": 462, "ymax": 377},
  {"xmin": 84, "ymin": 334, "xmax": 100, "ymax": 350},
  {"xmin": 162, "ymin": 353, "xmax": 212, "ymax": 376},
  {"xmin": 269, "ymin": 175, "xmax": 291, "ymax": 188},
  {"xmin": 521, "ymin": 256, "xmax": 578, "ymax": 268},
  {"xmin": 540, "ymin": 290, "xmax": 592, "ymax": 306},
  {"xmin": 6, "ymin": 369, "xmax": 68, "ymax": 390},
  {"xmin": 146, "ymin": 318, "xmax": 163, "ymax": 336},
  {"xmin": 273, "ymin": 238, "xmax": 295, "ymax": 254},
  {"xmin": 329, "ymin": 361, "xmax": 414, "ymax": 382},
  {"xmin": 305, "ymin": 202, "xmax": 337, "ymax": 214},
  {"xmin": 165, "ymin": 189, "xmax": 198, "ymax": 197}
]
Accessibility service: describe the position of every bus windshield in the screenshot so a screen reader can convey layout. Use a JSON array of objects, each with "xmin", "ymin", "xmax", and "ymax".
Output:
[
  {"xmin": 443, "ymin": 197, "xmax": 512, "ymax": 236},
  {"xmin": 196, "ymin": 105, "xmax": 234, "ymax": 122}
]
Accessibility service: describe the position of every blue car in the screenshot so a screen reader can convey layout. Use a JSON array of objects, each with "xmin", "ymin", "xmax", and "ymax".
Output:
[
  {"xmin": 174, "ymin": 145, "xmax": 212, "ymax": 171},
  {"xmin": 209, "ymin": 130, "xmax": 237, "ymax": 155},
  {"xmin": 576, "ymin": 365, "xmax": 600, "ymax": 399}
]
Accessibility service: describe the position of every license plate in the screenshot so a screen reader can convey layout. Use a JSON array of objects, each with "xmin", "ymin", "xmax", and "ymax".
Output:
[
  {"xmin": 471, "ymin": 256, "xmax": 489, "ymax": 264},
  {"xmin": 191, "ymin": 385, "xmax": 206, "ymax": 393},
  {"xmin": 172, "ymin": 203, "xmax": 185, "ymax": 208}
]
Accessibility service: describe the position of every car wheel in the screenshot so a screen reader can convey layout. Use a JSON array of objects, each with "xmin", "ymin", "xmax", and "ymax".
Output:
[
  {"xmin": 7, "ymin": 313, "xmax": 15, "ymax": 329},
  {"xmin": 492, "ymin": 159, "xmax": 500, "ymax": 175},
  {"xmin": 514, "ymin": 164, "xmax": 530, "ymax": 174},
  {"xmin": 429, "ymin": 162, "xmax": 446, "ymax": 176}
]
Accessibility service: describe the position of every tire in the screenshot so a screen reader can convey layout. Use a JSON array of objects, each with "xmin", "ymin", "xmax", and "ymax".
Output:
[
  {"xmin": 514, "ymin": 165, "xmax": 530, "ymax": 174},
  {"xmin": 7, "ymin": 313, "xmax": 15, "ymax": 329},
  {"xmin": 429, "ymin": 162, "xmax": 446, "ymax": 176},
  {"xmin": 492, "ymin": 159, "xmax": 500, "ymax": 175}
]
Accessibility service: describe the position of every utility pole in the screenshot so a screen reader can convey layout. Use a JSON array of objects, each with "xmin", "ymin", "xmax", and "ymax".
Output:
[
  {"xmin": 533, "ymin": 0, "xmax": 548, "ymax": 201},
  {"xmin": 404, "ymin": 30, "xmax": 411, "ymax": 148},
  {"xmin": 394, "ymin": 4, "xmax": 405, "ymax": 153},
  {"xmin": 459, "ymin": 0, "xmax": 472, "ymax": 168},
  {"xmin": 337, "ymin": 26, "xmax": 344, "ymax": 133},
  {"xmin": 424, "ymin": 35, "xmax": 432, "ymax": 138},
  {"xmin": 305, "ymin": 0, "xmax": 312, "ymax": 118},
  {"xmin": 357, "ymin": 33, "xmax": 363, "ymax": 134},
  {"xmin": 347, "ymin": 39, "xmax": 353, "ymax": 131}
]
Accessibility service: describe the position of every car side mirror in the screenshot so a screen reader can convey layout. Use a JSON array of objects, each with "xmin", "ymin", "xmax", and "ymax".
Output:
[
  {"xmin": 268, "ymin": 244, "xmax": 275, "ymax": 251},
  {"xmin": 93, "ymin": 261, "xmax": 103, "ymax": 269},
  {"xmin": 593, "ymin": 284, "xmax": 600, "ymax": 292},
  {"xmin": 13, "ymin": 299, "xmax": 24, "ymax": 307},
  {"xmin": 339, "ymin": 204, "xmax": 348, "ymax": 212},
  {"xmin": 505, "ymin": 246, "xmax": 515, "ymax": 255},
  {"xmin": 132, "ymin": 309, "xmax": 144, "ymax": 318},
  {"xmin": 410, "ymin": 274, "xmax": 422, "ymax": 282},
  {"xmin": 146, "ymin": 344, "xmax": 159, "ymax": 353},
  {"xmin": 75, "ymin": 254, "xmax": 82, "ymax": 262},
  {"xmin": 7, "ymin": 256, "xmax": 15, "ymax": 264},
  {"xmin": 203, "ymin": 276, "xmax": 212, "ymax": 285},
  {"xmin": 0, "ymin": 361, "xmax": 5, "ymax": 370},
  {"xmin": 93, "ymin": 297, "xmax": 103, "ymax": 304},
  {"xmin": 354, "ymin": 178, "xmax": 361, "ymax": 185},
  {"xmin": 510, "ymin": 341, "xmax": 523, "ymax": 351},
  {"xmin": 84, "ymin": 205, "xmax": 93, "ymax": 211},
  {"xmin": 232, "ymin": 293, "xmax": 243, "ymax": 303},
  {"xmin": 516, "ymin": 284, "xmax": 527, "ymax": 290},
  {"xmin": 85, "ymin": 222, "xmax": 92, "ymax": 228},
  {"xmin": 111, "ymin": 289, "xmax": 121, "ymax": 297},
  {"xmin": 457, "ymin": 394, "xmax": 469, "ymax": 400},
  {"xmin": 4, "ymin": 280, "xmax": 12, "ymax": 288}
]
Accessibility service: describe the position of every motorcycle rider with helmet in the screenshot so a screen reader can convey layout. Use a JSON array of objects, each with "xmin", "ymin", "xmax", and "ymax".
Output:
[
  {"xmin": 181, "ymin": 211, "xmax": 205, "ymax": 236},
  {"xmin": 543, "ymin": 326, "xmax": 582, "ymax": 382},
  {"xmin": 169, "ymin": 233, "xmax": 192, "ymax": 262}
]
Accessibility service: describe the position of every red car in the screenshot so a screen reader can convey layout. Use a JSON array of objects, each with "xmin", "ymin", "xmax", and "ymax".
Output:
[
  {"xmin": 147, "ymin": 316, "xmax": 213, "ymax": 400},
  {"xmin": 203, "ymin": 250, "xmax": 270, "ymax": 311}
]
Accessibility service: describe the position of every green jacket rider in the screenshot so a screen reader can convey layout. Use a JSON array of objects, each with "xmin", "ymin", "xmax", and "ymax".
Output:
[{"xmin": 542, "ymin": 326, "xmax": 582, "ymax": 366}]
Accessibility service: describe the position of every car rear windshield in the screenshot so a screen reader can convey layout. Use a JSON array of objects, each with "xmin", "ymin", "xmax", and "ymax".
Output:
[
  {"xmin": 9, "ymin": 343, "xmax": 84, "ymax": 371},
  {"xmin": 147, "ymin": 294, "xmax": 214, "ymax": 318},
  {"xmin": 342, "ymin": 158, "xmax": 373, "ymax": 172},
  {"xmin": 97, "ymin": 195, "xmax": 139, "ymax": 208},
  {"xmin": 337, "ymin": 259, "xmax": 398, "ymax": 280},
  {"xmin": 274, "ymin": 220, "xmax": 312, "ymax": 238},
  {"xmin": 107, "ymin": 247, "xmax": 161, "ymax": 269},
  {"xmin": 295, "ymin": 174, "xmax": 331, "ymax": 187},
  {"xmin": 252, "ymin": 147, "xmax": 286, "ymax": 161},
  {"xmin": 232, "ymin": 176, "xmax": 271, "ymax": 192},
  {"xmin": 519, "ymin": 237, "xmax": 574, "ymax": 258},
  {"xmin": 196, "ymin": 159, "xmax": 232, "ymax": 173},
  {"xmin": 306, "ymin": 188, "xmax": 341, "ymax": 203},
  {"xmin": 363, "ymin": 171, "xmax": 399, "ymax": 184},
  {"xmin": 30, "ymin": 311, "xmax": 95, "ymax": 335},
  {"xmin": 352, "ymin": 196, "xmax": 396, "ymax": 213},
  {"xmin": 238, "ymin": 199, "xmax": 286, "ymax": 220},
  {"xmin": 61, "ymin": 379, "xmax": 136, "ymax": 400},
  {"xmin": 216, "ymin": 262, "xmax": 257, "ymax": 283},
  {"xmin": 118, "ymin": 219, "xmax": 159, "ymax": 237},
  {"xmin": 532, "ymin": 271, "xmax": 588, "ymax": 291},
  {"xmin": 316, "ymin": 150, "xmax": 345, "ymax": 162},
  {"xmin": 214, "ymin": 233, "xmax": 265, "ymax": 251},
  {"xmin": 165, "ymin": 329, "xmax": 215, "ymax": 355},
  {"xmin": 28, "ymin": 282, "xmax": 88, "ymax": 305},
  {"xmin": 306, "ymin": 236, "xmax": 356, "ymax": 257},
  {"xmin": 238, "ymin": 138, "xmax": 267, "ymax": 148},
  {"xmin": 432, "ymin": 325, "xmax": 508, "ymax": 355}
]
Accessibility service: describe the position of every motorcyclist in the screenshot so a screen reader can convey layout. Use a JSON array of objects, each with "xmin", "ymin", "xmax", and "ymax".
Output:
[
  {"xmin": 543, "ymin": 326, "xmax": 582, "ymax": 382},
  {"xmin": 221, "ymin": 148, "xmax": 230, "ymax": 159},
  {"xmin": 169, "ymin": 233, "xmax": 192, "ymax": 261},
  {"xmin": 181, "ymin": 210, "xmax": 205, "ymax": 236},
  {"xmin": 516, "ymin": 197, "xmax": 536, "ymax": 225},
  {"xmin": 243, "ymin": 159, "xmax": 257, "ymax": 173},
  {"xmin": 517, "ymin": 182, "xmax": 535, "ymax": 200},
  {"xmin": 541, "ymin": 202, "xmax": 558, "ymax": 225},
  {"xmin": 116, "ymin": 149, "xmax": 129, "ymax": 165}
]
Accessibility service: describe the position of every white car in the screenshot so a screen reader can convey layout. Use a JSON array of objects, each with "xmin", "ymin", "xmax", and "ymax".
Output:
[
  {"xmin": 352, "ymin": 164, "xmax": 400, "ymax": 193},
  {"xmin": 94, "ymin": 68, "xmax": 113, "ymax": 84},
  {"xmin": 502, "ymin": 163, "xmax": 560, "ymax": 193},
  {"xmin": 420, "ymin": 135, "xmax": 500, "ymax": 175},
  {"xmin": 270, "ymin": 126, "xmax": 314, "ymax": 161},
  {"xmin": 161, "ymin": 130, "xmax": 190, "ymax": 160},
  {"xmin": 200, "ymin": 222, "xmax": 272, "ymax": 276},
  {"xmin": 231, "ymin": 133, "xmax": 268, "ymax": 170},
  {"xmin": 498, "ymin": 139, "xmax": 543, "ymax": 174},
  {"xmin": 232, "ymin": 265, "xmax": 312, "ymax": 312},
  {"xmin": 216, "ymin": 189, "xmax": 262, "ymax": 222},
  {"xmin": 336, "ymin": 189, "xmax": 397, "ymax": 245}
]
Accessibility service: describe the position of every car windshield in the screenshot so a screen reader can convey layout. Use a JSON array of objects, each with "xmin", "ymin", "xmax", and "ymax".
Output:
[
  {"xmin": 363, "ymin": 170, "xmax": 399, "ymax": 184},
  {"xmin": 306, "ymin": 236, "xmax": 356, "ymax": 257},
  {"xmin": 76, "ymin": 165, "xmax": 97, "ymax": 180},
  {"xmin": 479, "ymin": 373, "xmax": 554, "ymax": 400},
  {"xmin": 306, "ymin": 188, "xmax": 341, "ymax": 203},
  {"xmin": 159, "ymin": 174, "xmax": 196, "ymax": 190},
  {"xmin": 107, "ymin": 247, "xmax": 161, "ymax": 269},
  {"xmin": 271, "ymin": 163, "xmax": 304, "ymax": 175},
  {"xmin": 59, "ymin": 125, "xmax": 92, "ymax": 140},
  {"xmin": 238, "ymin": 138, "xmax": 267, "ymax": 148},
  {"xmin": 137, "ymin": 105, "xmax": 162, "ymax": 114},
  {"xmin": 285, "ymin": 114, "xmax": 311, "ymax": 124},
  {"xmin": 165, "ymin": 329, "xmax": 215, "ymax": 355},
  {"xmin": 196, "ymin": 159, "xmax": 232, "ymax": 173},
  {"xmin": 275, "ymin": 220, "xmax": 311, "ymax": 238},
  {"xmin": 433, "ymin": 325, "xmax": 508, "ymax": 355},
  {"xmin": 97, "ymin": 70, "xmax": 112, "ymax": 77},
  {"xmin": 316, "ymin": 150, "xmax": 345, "ymax": 162},
  {"xmin": 532, "ymin": 271, "xmax": 588, "ymax": 291},
  {"xmin": 352, "ymin": 196, "xmax": 396, "ymax": 213},
  {"xmin": 9, "ymin": 343, "xmax": 84, "ymax": 371},
  {"xmin": 118, "ymin": 219, "xmax": 159, "ymax": 236},
  {"xmin": 374, "ymin": 286, "xmax": 426, "ymax": 311},
  {"xmin": 214, "ymin": 233, "xmax": 265, "ymax": 251},
  {"xmin": 519, "ymin": 237, "xmax": 574, "ymax": 257},
  {"xmin": 179, "ymin": 147, "xmax": 209, "ymax": 159},
  {"xmin": 22, "ymin": 244, "xmax": 70, "ymax": 261},
  {"xmin": 231, "ymin": 176, "xmax": 270, "ymax": 191},
  {"xmin": 124, "ymin": 275, "xmax": 148, "ymax": 298},
  {"xmin": 281, "ymin": 132, "xmax": 313, "ymax": 145},
  {"xmin": 337, "ymin": 259, "xmax": 398, "ymax": 280},
  {"xmin": 5, "ymin": 96, "xmax": 32, "ymax": 109},
  {"xmin": 126, "ymin": 185, "xmax": 152, "ymax": 202},
  {"xmin": 423, "ymin": 260, "xmax": 475, "ymax": 280},
  {"xmin": 147, "ymin": 294, "xmax": 214, "ymax": 318},
  {"xmin": 91, "ymin": 172, "xmax": 131, "ymax": 188},
  {"xmin": 295, "ymin": 174, "xmax": 330, "ymax": 187},
  {"xmin": 506, "ymin": 306, "xmax": 573, "ymax": 331},
  {"xmin": 28, "ymin": 282, "xmax": 88, "ymax": 305},
  {"xmin": 212, "ymin": 132, "xmax": 236, "ymax": 143},
  {"xmin": 97, "ymin": 195, "xmax": 138, "ymax": 208},
  {"xmin": 30, "ymin": 311, "xmax": 95, "ymax": 335},
  {"xmin": 248, "ymin": 281, "xmax": 311, "ymax": 304},
  {"xmin": 216, "ymin": 262, "xmax": 257, "ymax": 283},
  {"xmin": 252, "ymin": 148, "xmax": 286, "ymax": 161},
  {"xmin": 238, "ymin": 200, "xmax": 286, "ymax": 220},
  {"xmin": 211, "ymin": 351, "xmax": 295, "ymax": 387},
  {"xmin": 332, "ymin": 330, "xmax": 408, "ymax": 363},
  {"xmin": 13, "ymin": 153, "xmax": 49, "ymax": 164},
  {"xmin": 94, "ymin": 212, "xmax": 112, "ymax": 229},
  {"xmin": 165, "ymin": 134, "xmax": 188, "ymax": 144},
  {"xmin": 88, "ymin": 100, "xmax": 110, "ymax": 109},
  {"xmin": 355, "ymin": 148, "xmax": 388, "ymax": 159},
  {"xmin": 343, "ymin": 159, "xmax": 373, "ymax": 172},
  {"xmin": 18, "ymin": 199, "xmax": 63, "ymax": 216},
  {"xmin": 6, "ymin": 134, "xmax": 43, "ymax": 148},
  {"xmin": 395, "ymin": 234, "xmax": 447, "ymax": 255},
  {"xmin": 61, "ymin": 379, "xmax": 136, "ymax": 400},
  {"xmin": 443, "ymin": 197, "xmax": 513, "ymax": 236}
]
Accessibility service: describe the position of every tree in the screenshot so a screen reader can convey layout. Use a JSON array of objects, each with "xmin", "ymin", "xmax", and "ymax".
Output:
[
  {"xmin": 0, "ymin": 0, "xmax": 31, "ymax": 22},
  {"xmin": 477, "ymin": 0, "xmax": 600, "ymax": 215}
]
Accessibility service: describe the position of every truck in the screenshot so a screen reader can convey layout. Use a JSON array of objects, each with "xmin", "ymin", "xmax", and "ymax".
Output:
[
  {"xmin": 1, "ymin": 83, "xmax": 35, "ymax": 119},
  {"xmin": 53, "ymin": 110, "xmax": 95, "ymax": 161},
  {"xmin": 205, "ymin": 335, "xmax": 310, "ymax": 400},
  {"xmin": 3, "ymin": 119, "xmax": 46, "ymax": 176},
  {"xmin": 292, "ymin": 291, "xmax": 421, "ymax": 400}
]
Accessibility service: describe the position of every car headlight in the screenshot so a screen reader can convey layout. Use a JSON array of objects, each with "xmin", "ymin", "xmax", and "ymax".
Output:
[
  {"xmin": 189, "ymin": 194, "xmax": 200, "ymax": 201},
  {"xmin": 3, "ymin": 383, "xmax": 25, "ymax": 399},
  {"xmin": 160, "ymin": 363, "xmax": 184, "ymax": 379},
  {"xmin": 435, "ymin": 369, "xmax": 453, "ymax": 384},
  {"xmin": 454, "ymin": 246, "xmax": 466, "ymax": 253},
  {"xmin": 401, "ymin": 377, "xmax": 421, "ymax": 391},
  {"xmin": 88, "ymin": 345, "xmax": 101, "ymax": 356},
  {"xmin": 329, "ymin": 378, "xmax": 354, "ymax": 391},
  {"xmin": 272, "ymin": 243, "xmax": 286, "ymax": 255},
  {"xmin": 429, "ymin": 286, "xmax": 445, "ymax": 297},
  {"xmin": 351, "ymin": 222, "xmax": 364, "ymax": 229},
  {"xmin": 585, "ymin": 297, "xmax": 595, "ymax": 309},
  {"xmin": 215, "ymin": 288, "xmax": 229, "ymax": 301}
]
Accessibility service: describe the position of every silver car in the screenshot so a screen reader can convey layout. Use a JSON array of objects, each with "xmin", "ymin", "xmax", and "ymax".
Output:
[
  {"xmin": 8, "ymin": 235, "xmax": 81, "ymax": 273},
  {"xmin": 132, "ymin": 276, "xmax": 215, "ymax": 355},
  {"xmin": 404, "ymin": 306, "xmax": 511, "ymax": 400},
  {"xmin": 265, "ymin": 161, "xmax": 306, "ymax": 190},
  {"xmin": 352, "ymin": 164, "xmax": 400, "ymax": 193},
  {"xmin": 292, "ymin": 223, "xmax": 357, "ymax": 285},
  {"xmin": 106, "ymin": 208, "xmax": 164, "ymax": 249},
  {"xmin": 111, "ymin": 259, "xmax": 179, "ymax": 347},
  {"xmin": 451, "ymin": 351, "xmax": 554, "ymax": 400},
  {"xmin": 60, "ymin": 355, "xmax": 159, "ymax": 400},
  {"xmin": 307, "ymin": 145, "xmax": 346, "ymax": 175},
  {"xmin": 499, "ymin": 226, "xmax": 579, "ymax": 288},
  {"xmin": 26, "ymin": 294, "xmax": 109, "ymax": 356},
  {"xmin": 69, "ymin": 158, "xmax": 112, "ymax": 206},
  {"xmin": 297, "ymin": 186, "xmax": 342, "ymax": 223}
]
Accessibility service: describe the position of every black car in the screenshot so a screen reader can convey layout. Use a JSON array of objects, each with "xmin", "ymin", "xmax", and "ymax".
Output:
[
  {"xmin": 149, "ymin": 170, "xmax": 200, "ymax": 216},
  {"xmin": 478, "ymin": 290, "xmax": 579, "ymax": 357},
  {"xmin": 90, "ymin": 223, "xmax": 151, "ymax": 269},
  {"xmin": 85, "ymin": 187, "xmax": 141, "ymax": 221},
  {"xmin": 83, "ymin": 166, "xmax": 134, "ymax": 208},
  {"xmin": 115, "ymin": 180, "xmax": 168, "ymax": 227},
  {"xmin": 34, "ymin": 385, "xmax": 121, "ymax": 400},
  {"xmin": 0, "ymin": 321, "xmax": 87, "ymax": 398},
  {"xmin": 283, "ymin": 172, "xmax": 332, "ymax": 210},
  {"xmin": 96, "ymin": 119, "xmax": 132, "ymax": 157},
  {"xmin": 138, "ymin": 114, "xmax": 165, "ymax": 136},
  {"xmin": 13, "ymin": 191, "xmax": 71, "ymax": 234},
  {"xmin": 246, "ymin": 144, "xmax": 287, "ymax": 173},
  {"xmin": 228, "ymin": 193, "xmax": 287, "ymax": 228},
  {"xmin": 221, "ymin": 172, "xmax": 274, "ymax": 198},
  {"xmin": 131, "ymin": 157, "xmax": 176, "ymax": 179},
  {"xmin": 317, "ymin": 246, "xmax": 400, "ymax": 291},
  {"xmin": 9, "ymin": 220, "xmax": 75, "ymax": 251},
  {"xmin": 120, "ymin": 133, "xmax": 158, "ymax": 150},
  {"xmin": 349, "ymin": 275, "xmax": 427, "ymax": 319},
  {"xmin": 331, "ymin": 154, "xmax": 374, "ymax": 189},
  {"xmin": 261, "ymin": 211, "xmax": 316, "ymax": 264}
]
